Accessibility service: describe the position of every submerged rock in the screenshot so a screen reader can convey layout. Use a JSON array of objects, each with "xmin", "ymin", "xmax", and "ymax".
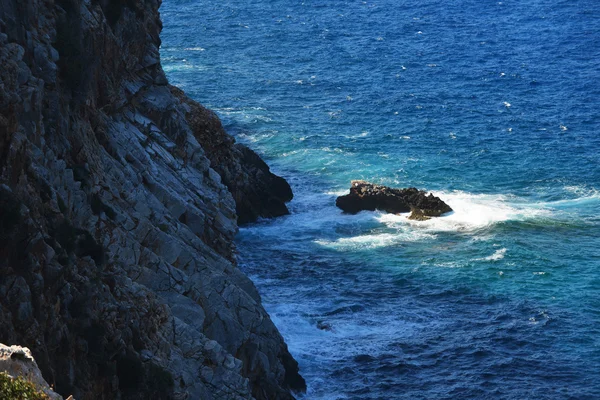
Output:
[
  {"xmin": 316, "ymin": 321, "xmax": 333, "ymax": 331},
  {"xmin": 336, "ymin": 181, "xmax": 452, "ymax": 218},
  {"xmin": 407, "ymin": 206, "xmax": 432, "ymax": 221}
]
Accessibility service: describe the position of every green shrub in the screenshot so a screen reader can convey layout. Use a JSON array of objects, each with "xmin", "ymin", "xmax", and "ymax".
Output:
[{"xmin": 0, "ymin": 372, "xmax": 50, "ymax": 400}]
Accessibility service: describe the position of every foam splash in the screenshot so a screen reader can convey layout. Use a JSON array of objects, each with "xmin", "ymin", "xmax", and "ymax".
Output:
[
  {"xmin": 315, "ymin": 231, "xmax": 436, "ymax": 250},
  {"xmin": 324, "ymin": 189, "xmax": 351, "ymax": 197},
  {"xmin": 474, "ymin": 248, "xmax": 507, "ymax": 261},
  {"xmin": 378, "ymin": 191, "xmax": 551, "ymax": 233},
  {"xmin": 310, "ymin": 190, "xmax": 559, "ymax": 250},
  {"xmin": 239, "ymin": 190, "xmax": 376, "ymax": 239},
  {"xmin": 550, "ymin": 186, "xmax": 600, "ymax": 207},
  {"xmin": 263, "ymin": 297, "xmax": 427, "ymax": 400},
  {"xmin": 242, "ymin": 187, "xmax": 592, "ymax": 253},
  {"xmin": 265, "ymin": 300, "xmax": 419, "ymax": 367}
]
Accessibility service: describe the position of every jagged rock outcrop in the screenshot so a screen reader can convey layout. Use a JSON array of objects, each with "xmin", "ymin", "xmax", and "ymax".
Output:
[
  {"xmin": 0, "ymin": 344, "xmax": 64, "ymax": 400},
  {"xmin": 336, "ymin": 180, "xmax": 452, "ymax": 218},
  {"xmin": 171, "ymin": 87, "xmax": 293, "ymax": 224},
  {"xmin": 0, "ymin": 1, "xmax": 303, "ymax": 399}
]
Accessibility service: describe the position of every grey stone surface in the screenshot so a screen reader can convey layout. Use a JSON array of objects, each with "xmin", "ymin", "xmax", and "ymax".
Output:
[{"xmin": 0, "ymin": 1, "xmax": 304, "ymax": 399}]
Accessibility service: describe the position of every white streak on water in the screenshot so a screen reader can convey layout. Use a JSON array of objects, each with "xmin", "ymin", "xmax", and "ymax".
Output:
[{"xmin": 474, "ymin": 248, "xmax": 507, "ymax": 261}]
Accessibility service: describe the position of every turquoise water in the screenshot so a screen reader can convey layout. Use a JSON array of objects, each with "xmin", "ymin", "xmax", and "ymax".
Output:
[{"xmin": 160, "ymin": 0, "xmax": 600, "ymax": 398}]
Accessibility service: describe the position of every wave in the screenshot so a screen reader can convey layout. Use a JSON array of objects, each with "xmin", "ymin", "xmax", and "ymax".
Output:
[
  {"xmin": 473, "ymin": 248, "xmax": 507, "ymax": 262},
  {"xmin": 241, "ymin": 186, "xmax": 597, "ymax": 253},
  {"xmin": 315, "ymin": 231, "xmax": 436, "ymax": 250},
  {"xmin": 378, "ymin": 190, "xmax": 551, "ymax": 233},
  {"xmin": 545, "ymin": 186, "xmax": 600, "ymax": 208}
]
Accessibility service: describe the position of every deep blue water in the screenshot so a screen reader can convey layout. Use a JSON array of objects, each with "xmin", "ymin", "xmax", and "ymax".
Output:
[{"xmin": 160, "ymin": 1, "xmax": 600, "ymax": 398}]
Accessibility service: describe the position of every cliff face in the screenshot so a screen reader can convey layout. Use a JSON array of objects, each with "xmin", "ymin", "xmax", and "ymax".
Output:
[
  {"xmin": 0, "ymin": 0, "xmax": 304, "ymax": 399},
  {"xmin": 170, "ymin": 87, "xmax": 293, "ymax": 225}
]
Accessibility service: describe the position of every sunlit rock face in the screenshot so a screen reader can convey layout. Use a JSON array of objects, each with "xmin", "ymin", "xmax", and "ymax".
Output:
[{"xmin": 0, "ymin": 1, "xmax": 303, "ymax": 399}]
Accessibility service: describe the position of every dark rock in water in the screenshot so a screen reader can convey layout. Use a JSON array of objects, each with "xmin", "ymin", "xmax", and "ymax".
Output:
[
  {"xmin": 336, "ymin": 181, "xmax": 411, "ymax": 214},
  {"xmin": 336, "ymin": 181, "xmax": 452, "ymax": 218},
  {"xmin": 316, "ymin": 321, "xmax": 333, "ymax": 331},
  {"xmin": 407, "ymin": 207, "xmax": 432, "ymax": 221}
]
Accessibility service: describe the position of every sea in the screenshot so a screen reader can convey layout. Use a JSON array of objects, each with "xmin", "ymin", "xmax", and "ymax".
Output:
[{"xmin": 159, "ymin": 1, "xmax": 600, "ymax": 398}]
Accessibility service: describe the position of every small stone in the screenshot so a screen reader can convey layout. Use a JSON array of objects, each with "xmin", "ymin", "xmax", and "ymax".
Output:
[
  {"xmin": 407, "ymin": 207, "xmax": 432, "ymax": 221},
  {"xmin": 316, "ymin": 321, "xmax": 333, "ymax": 331}
]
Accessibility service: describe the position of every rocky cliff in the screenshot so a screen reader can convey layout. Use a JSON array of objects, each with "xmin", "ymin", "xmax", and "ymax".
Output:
[{"xmin": 0, "ymin": 0, "xmax": 304, "ymax": 399}]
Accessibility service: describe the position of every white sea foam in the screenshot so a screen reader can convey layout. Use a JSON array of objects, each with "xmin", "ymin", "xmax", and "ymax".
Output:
[
  {"xmin": 315, "ymin": 231, "xmax": 436, "ymax": 250},
  {"xmin": 542, "ymin": 186, "xmax": 600, "ymax": 210},
  {"xmin": 241, "ymin": 188, "xmax": 585, "ymax": 253},
  {"xmin": 302, "ymin": 190, "xmax": 556, "ymax": 250},
  {"xmin": 265, "ymin": 300, "xmax": 419, "ymax": 365},
  {"xmin": 432, "ymin": 261, "xmax": 467, "ymax": 268},
  {"xmin": 474, "ymin": 248, "xmax": 507, "ymax": 261},
  {"xmin": 236, "ymin": 132, "xmax": 275, "ymax": 143},
  {"xmin": 162, "ymin": 63, "xmax": 208, "ymax": 72},
  {"xmin": 239, "ymin": 190, "xmax": 376, "ymax": 240},
  {"xmin": 377, "ymin": 191, "xmax": 550, "ymax": 233},
  {"xmin": 562, "ymin": 185, "xmax": 599, "ymax": 198},
  {"xmin": 324, "ymin": 189, "xmax": 350, "ymax": 197},
  {"xmin": 312, "ymin": 190, "xmax": 550, "ymax": 250},
  {"xmin": 343, "ymin": 131, "xmax": 369, "ymax": 139}
]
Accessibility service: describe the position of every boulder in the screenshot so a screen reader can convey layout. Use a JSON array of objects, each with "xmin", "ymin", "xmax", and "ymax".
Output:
[
  {"xmin": 407, "ymin": 207, "xmax": 431, "ymax": 221},
  {"xmin": 336, "ymin": 181, "xmax": 452, "ymax": 218}
]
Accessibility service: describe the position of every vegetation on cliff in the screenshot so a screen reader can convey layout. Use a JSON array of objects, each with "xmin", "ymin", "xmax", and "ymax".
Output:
[{"xmin": 0, "ymin": 373, "xmax": 50, "ymax": 400}]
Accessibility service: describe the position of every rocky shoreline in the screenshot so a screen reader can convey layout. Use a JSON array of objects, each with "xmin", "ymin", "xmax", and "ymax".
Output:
[{"xmin": 0, "ymin": 1, "xmax": 303, "ymax": 399}]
